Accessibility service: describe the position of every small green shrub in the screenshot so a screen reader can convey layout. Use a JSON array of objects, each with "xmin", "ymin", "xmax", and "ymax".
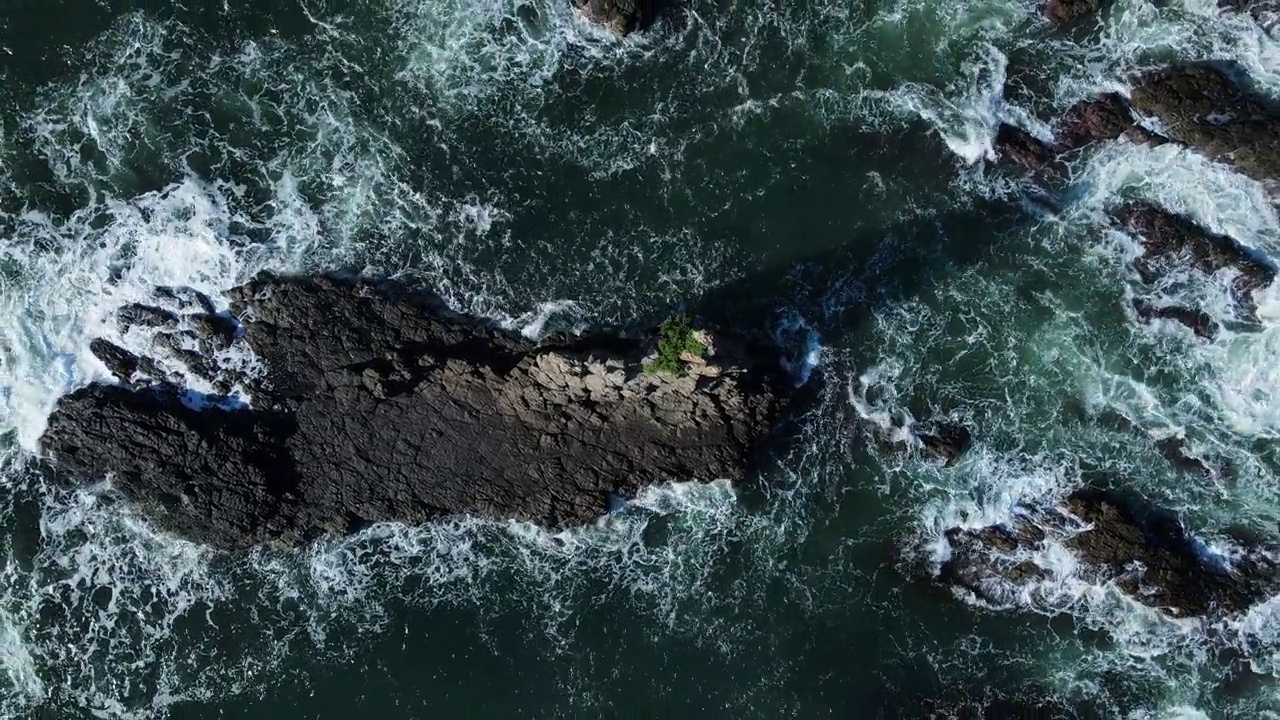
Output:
[{"xmin": 643, "ymin": 314, "xmax": 705, "ymax": 376}]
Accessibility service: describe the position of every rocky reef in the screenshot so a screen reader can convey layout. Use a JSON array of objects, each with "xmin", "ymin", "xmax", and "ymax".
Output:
[
  {"xmin": 995, "ymin": 64, "xmax": 1278, "ymax": 186},
  {"xmin": 991, "ymin": 62, "xmax": 1279, "ymax": 341},
  {"xmin": 939, "ymin": 489, "xmax": 1280, "ymax": 618},
  {"xmin": 935, "ymin": 57, "xmax": 1280, "ymax": 625},
  {"xmin": 576, "ymin": 0, "xmax": 655, "ymax": 34},
  {"xmin": 1117, "ymin": 202, "xmax": 1276, "ymax": 322},
  {"xmin": 40, "ymin": 275, "xmax": 793, "ymax": 550}
]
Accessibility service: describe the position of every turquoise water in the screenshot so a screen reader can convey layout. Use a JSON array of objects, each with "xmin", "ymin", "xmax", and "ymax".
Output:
[{"xmin": 0, "ymin": 0, "xmax": 1278, "ymax": 716}]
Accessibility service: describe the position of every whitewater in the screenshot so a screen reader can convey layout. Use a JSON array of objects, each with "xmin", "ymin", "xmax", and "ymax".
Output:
[{"xmin": 0, "ymin": 0, "xmax": 1278, "ymax": 716}]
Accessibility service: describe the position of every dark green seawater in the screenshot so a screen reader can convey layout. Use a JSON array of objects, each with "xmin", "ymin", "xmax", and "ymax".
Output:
[{"xmin": 1, "ymin": 0, "xmax": 1278, "ymax": 717}]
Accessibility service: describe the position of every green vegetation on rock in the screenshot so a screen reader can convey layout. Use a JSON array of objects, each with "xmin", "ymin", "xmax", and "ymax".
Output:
[{"xmin": 643, "ymin": 315, "xmax": 706, "ymax": 376}]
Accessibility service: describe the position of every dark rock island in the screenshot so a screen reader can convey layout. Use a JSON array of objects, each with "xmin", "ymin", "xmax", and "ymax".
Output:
[{"xmin": 40, "ymin": 275, "xmax": 793, "ymax": 550}]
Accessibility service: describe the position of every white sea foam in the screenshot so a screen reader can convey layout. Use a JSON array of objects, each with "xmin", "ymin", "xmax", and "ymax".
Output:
[
  {"xmin": 1065, "ymin": 141, "xmax": 1280, "ymax": 441},
  {"xmin": 1054, "ymin": 0, "xmax": 1280, "ymax": 102},
  {"xmin": 0, "ymin": 612, "xmax": 43, "ymax": 708},
  {"xmin": 0, "ymin": 178, "xmax": 282, "ymax": 449}
]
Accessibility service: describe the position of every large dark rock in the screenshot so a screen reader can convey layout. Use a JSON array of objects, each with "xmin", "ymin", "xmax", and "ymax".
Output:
[
  {"xmin": 993, "ymin": 123, "xmax": 1055, "ymax": 171},
  {"xmin": 994, "ymin": 94, "xmax": 1152, "ymax": 174},
  {"xmin": 939, "ymin": 489, "xmax": 1279, "ymax": 618},
  {"xmin": 577, "ymin": 0, "xmax": 654, "ymax": 34},
  {"xmin": 1053, "ymin": 93, "xmax": 1148, "ymax": 152},
  {"xmin": 995, "ymin": 64, "xmax": 1279, "ymax": 185},
  {"xmin": 40, "ymin": 275, "xmax": 792, "ymax": 550},
  {"xmin": 1129, "ymin": 65, "xmax": 1280, "ymax": 183},
  {"xmin": 1115, "ymin": 202, "xmax": 1277, "ymax": 319},
  {"xmin": 916, "ymin": 422, "xmax": 973, "ymax": 467}
]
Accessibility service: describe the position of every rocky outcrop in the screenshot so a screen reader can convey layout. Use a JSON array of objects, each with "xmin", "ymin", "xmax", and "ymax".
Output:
[
  {"xmin": 1043, "ymin": 0, "xmax": 1105, "ymax": 25},
  {"xmin": 994, "ymin": 95, "xmax": 1156, "ymax": 175},
  {"xmin": 1131, "ymin": 298, "xmax": 1219, "ymax": 340},
  {"xmin": 916, "ymin": 422, "xmax": 972, "ymax": 467},
  {"xmin": 995, "ymin": 64, "xmax": 1278, "ymax": 185},
  {"xmin": 1129, "ymin": 65, "xmax": 1280, "ymax": 184},
  {"xmin": 939, "ymin": 489, "xmax": 1280, "ymax": 618},
  {"xmin": 1115, "ymin": 202, "xmax": 1276, "ymax": 319},
  {"xmin": 993, "ymin": 71, "xmax": 1277, "ymax": 337},
  {"xmin": 993, "ymin": 124, "xmax": 1055, "ymax": 171},
  {"xmin": 577, "ymin": 0, "xmax": 654, "ymax": 34},
  {"xmin": 40, "ymin": 275, "xmax": 792, "ymax": 551}
]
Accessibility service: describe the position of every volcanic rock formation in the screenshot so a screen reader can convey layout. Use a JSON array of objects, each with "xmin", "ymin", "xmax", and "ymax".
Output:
[{"xmin": 40, "ymin": 275, "xmax": 792, "ymax": 550}]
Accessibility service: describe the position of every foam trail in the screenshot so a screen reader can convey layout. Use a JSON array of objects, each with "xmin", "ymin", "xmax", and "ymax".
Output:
[{"xmin": 883, "ymin": 43, "xmax": 1010, "ymax": 164}]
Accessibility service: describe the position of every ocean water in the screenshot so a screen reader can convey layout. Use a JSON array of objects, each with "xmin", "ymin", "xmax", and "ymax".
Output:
[{"xmin": 0, "ymin": 0, "xmax": 1278, "ymax": 717}]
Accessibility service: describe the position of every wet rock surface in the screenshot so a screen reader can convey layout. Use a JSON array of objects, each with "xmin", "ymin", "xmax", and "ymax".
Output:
[
  {"xmin": 1042, "ymin": 0, "xmax": 1108, "ymax": 24},
  {"xmin": 993, "ymin": 123, "xmax": 1054, "ymax": 171},
  {"xmin": 1115, "ymin": 202, "xmax": 1277, "ymax": 319},
  {"xmin": 994, "ymin": 64, "xmax": 1278, "ymax": 185},
  {"xmin": 1129, "ymin": 65, "xmax": 1280, "ymax": 184},
  {"xmin": 916, "ymin": 422, "xmax": 973, "ymax": 467},
  {"xmin": 40, "ymin": 275, "xmax": 793, "ymax": 551},
  {"xmin": 939, "ymin": 489, "xmax": 1280, "ymax": 618},
  {"xmin": 994, "ymin": 94, "xmax": 1155, "ymax": 175},
  {"xmin": 1131, "ymin": 298, "xmax": 1219, "ymax": 340},
  {"xmin": 577, "ymin": 0, "xmax": 654, "ymax": 34}
]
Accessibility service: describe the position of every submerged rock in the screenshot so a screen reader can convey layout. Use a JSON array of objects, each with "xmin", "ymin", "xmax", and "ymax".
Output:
[
  {"xmin": 1115, "ymin": 202, "xmax": 1276, "ymax": 319},
  {"xmin": 1077, "ymin": 406, "xmax": 1224, "ymax": 479},
  {"xmin": 577, "ymin": 0, "xmax": 654, "ymax": 34},
  {"xmin": 1131, "ymin": 298, "xmax": 1219, "ymax": 340},
  {"xmin": 1043, "ymin": 0, "xmax": 1105, "ymax": 25},
  {"xmin": 40, "ymin": 275, "xmax": 792, "ymax": 550},
  {"xmin": 939, "ymin": 489, "xmax": 1279, "ymax": 618},
  {"xmin": 916, "ymin": 422, "xmax": 973, "ymax": 467}
]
